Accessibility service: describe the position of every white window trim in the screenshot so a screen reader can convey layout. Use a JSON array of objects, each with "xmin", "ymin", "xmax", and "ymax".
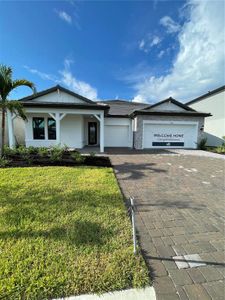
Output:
[{"xmin": 32, "ymin": 116, "xmax": 56, "ymax": 141}]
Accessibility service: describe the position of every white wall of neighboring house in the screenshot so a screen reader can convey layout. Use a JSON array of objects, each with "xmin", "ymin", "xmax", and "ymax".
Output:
[{"xmin": 189, "ymin": 90, "xmax": 225, "ymax": 146}]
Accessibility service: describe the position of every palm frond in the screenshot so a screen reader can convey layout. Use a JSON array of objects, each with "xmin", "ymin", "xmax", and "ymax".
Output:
[
  {"xmin": 6, "ymin": 100, "xmax": 27, "ymax": 120},
  {"xmin": 0, "ymin": 64, "xmax": 13, "ymax": 79},
  {"xmin": 12, "ymin": 79, "xmax": 36, "ymax": 94},
  {"xmin": 0, "ymin": 65, "xmax": 13, "ymax": 101}
]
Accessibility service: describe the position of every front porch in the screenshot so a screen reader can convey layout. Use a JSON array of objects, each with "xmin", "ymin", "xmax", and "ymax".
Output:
[{"xmin": 7, "ymin": 108, "xmax": 105, "ymax": 152}]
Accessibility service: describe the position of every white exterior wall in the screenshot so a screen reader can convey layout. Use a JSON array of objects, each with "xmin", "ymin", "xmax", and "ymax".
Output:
[
  {"xmin": 150, "ymin": 102, "xmax": 185, "ymax": 112},
  {"xmin": 25, "ymin": 113, "xmax": 84, "ymax": 148},
  {"xmin": 30, "ymin": 90, "xmax": 86, "ymax": 104},
  {"xmin": 61, "ymin": 115, "xmax": 84, "ymax": 148},
  {"xmin": 189, "ymin": 90, "xmax": 225, "ymax": 146}
]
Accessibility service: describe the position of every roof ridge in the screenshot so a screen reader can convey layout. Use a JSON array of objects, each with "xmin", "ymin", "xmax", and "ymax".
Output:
[
  {"xmin": 18, "ymin": 85, "xmax": 95, "ymax": 104},
  {"xmin": 186, "ymin": 85, "xmax": 225, "ymax": 105}
]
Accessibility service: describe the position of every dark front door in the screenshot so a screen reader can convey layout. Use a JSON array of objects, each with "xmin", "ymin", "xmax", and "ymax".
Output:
[{"xmin": 88, "ymin": 122, "xmax": 97, "ymax": 145}]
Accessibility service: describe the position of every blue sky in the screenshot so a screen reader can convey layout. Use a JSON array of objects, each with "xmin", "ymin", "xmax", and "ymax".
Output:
[{"xmin": 1, "ymin": 0, "xmax": 224, "ymax": 103}]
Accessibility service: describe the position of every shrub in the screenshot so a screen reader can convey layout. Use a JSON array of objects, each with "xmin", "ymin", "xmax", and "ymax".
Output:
[
  {"xmin": 38, "ymin": 147, "xmax": 49, "ymax": 157},
  {"xmin": 197, "ymin": 138, "xmax": 207, "ymax": 150},
  {"xmin": 3, "ymin": 145, "xmax": 17, "ymax": 157},
  {"xmin": 16, "ymin": 145, "xmax": 29, "ymax": 156},
  {"xmin": 62, "ymin": 144, "xmax": 69, "ymax": 152},
  {"xmin": 49, "ymin": 145, "xmax": 64, "ymax": 161},
  {"xmin": 71, "ymin": 151, "xmax": 85, "ymax": 164},
  {"xmin": 27, "ymin": 146, "xmax": 38, "ymax": 155},
  {"xmin": 0, "ymin": 157, "xmax": 10, "ymax": 167},
  {"xmin": 215, "ymin": 145, "xmax": 225, "ymax": 154},
  {"xmin": 222, "ymin": 136, "xmax": 225, "ymax": 147},
  {"xmin": 89, "ymin": 151, "xmax": 96, "ymax": 157}
]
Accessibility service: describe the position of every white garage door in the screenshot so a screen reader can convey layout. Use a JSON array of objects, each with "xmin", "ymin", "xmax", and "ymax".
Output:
[
  {"xmin": 143, "ymin": 122, "xmax": 198, "ymax": 149},
  {"xmin": 104, "ymin": 125, "xmax": 130, "ymax": 147}
]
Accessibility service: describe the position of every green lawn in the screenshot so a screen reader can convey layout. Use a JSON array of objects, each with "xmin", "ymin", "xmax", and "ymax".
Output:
[{"xmin": 0, "ymin": 167, "xmax": 149, "ymax": 300}]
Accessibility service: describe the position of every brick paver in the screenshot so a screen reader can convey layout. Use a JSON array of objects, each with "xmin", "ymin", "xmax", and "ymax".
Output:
[{"xmin": 110, "ymin": 152, "xmax": 225, "ymax": 300}]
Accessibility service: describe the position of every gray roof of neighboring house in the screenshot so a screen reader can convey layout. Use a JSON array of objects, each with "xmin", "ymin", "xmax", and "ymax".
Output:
[
  {"xmin": 99, "ymin": 100, "xmax": 149, "ymax": 117},
  {"xmin": 186, "ymin": 85, "xmax": 225, "ymax": 105}
]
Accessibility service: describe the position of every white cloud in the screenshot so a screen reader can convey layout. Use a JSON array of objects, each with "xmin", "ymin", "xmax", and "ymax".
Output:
[
  {"xmin": 150, "ymin": 36, "xmax": 161, "ymax": 46},
  {"xmin": 24, "ymin": 66, "xmax": 59, "ymax": 82},
  {"xmin": 132, "ymin": 95, "xmax": 147, "ymax": 103},
  {"xmin": 132, "ymin": 0, "xmax": 225, "ymax": 103},
  {"xmin": 59, "ymin": 60, "xmax": 98, "ymax": 100},
  {"xmin": 24, "ymin": 60, "xmax": 98, "ymax": 101},
  {"xmin": 160, "ymin": 16, "xmax": 181, "ymax": 33},
  {"xmin": 139, "ymin": 39, "xmax": 145, "ymax": 50},
  {"xmin": 55, "ymin": 10, "xmax": 72, "ymax": 24},
  {"xmin": 157, "ymin": 50, "xmax": 165, "ymax": 58},
  {"xmin": 138, "ymin": 35, "xmax": 162, "ymax": 53}
]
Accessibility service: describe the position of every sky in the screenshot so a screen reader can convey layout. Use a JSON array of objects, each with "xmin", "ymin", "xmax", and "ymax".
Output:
[{"xmin": 0, "ymin": 0, "xmax": 224, "ymax": 103}]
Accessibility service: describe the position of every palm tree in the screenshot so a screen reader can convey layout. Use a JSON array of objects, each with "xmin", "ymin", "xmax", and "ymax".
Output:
[{"xmin": 0, "ymin": 64, "xmax": 36, "ymax": 156}]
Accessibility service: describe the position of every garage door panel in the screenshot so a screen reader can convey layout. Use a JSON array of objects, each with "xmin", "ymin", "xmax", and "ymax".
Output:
[
  {"xmin": 143, "ymin": 123, "xmax": 198, "ymax": 149},
  {"xmin": 105, "ymin": 125, "xmax": 130, "ymax": 147}
]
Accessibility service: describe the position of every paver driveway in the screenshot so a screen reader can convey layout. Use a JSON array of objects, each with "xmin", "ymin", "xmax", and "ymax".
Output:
[{"xmin": 110, "ymin": 151, "xmax": 225, "ymax": 300}]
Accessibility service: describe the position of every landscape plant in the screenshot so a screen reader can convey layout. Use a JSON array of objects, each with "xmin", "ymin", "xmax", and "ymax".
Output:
[
  {"xmin": 71, "ymin": 151, "xmax": 85, "ymax": 164},
  {"xmin": 197, "ymin": 137, "xmax": 207, "ymax": 150},
  {"xmin": 49, "ymin": 145, "xmax": 64, "ymax": 161},
  {"xmin": 0, "ymin": 64, "xmax": 35, "ymax": 156}
]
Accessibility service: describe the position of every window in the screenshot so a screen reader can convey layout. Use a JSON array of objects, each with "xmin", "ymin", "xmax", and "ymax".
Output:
[
  {"xmin": 48, "ymin": 118, "xmax": 56, "ymax": 140},
  {"xmin": 33, "ymin": 117, "xmax": 45, "ymax": 139}
]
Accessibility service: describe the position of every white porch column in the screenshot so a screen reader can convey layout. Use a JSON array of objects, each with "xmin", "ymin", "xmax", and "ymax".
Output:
[
  {"xmin": 100, "ymin": 112, "xmax": 104, "ymax": 153},
  {"xmin": 7, "ymin": 110, "xmax": 15, "ymax": 149},
  {"xmin": 55, "ymin": 112, "xmax": 61, "ymax": 146}
]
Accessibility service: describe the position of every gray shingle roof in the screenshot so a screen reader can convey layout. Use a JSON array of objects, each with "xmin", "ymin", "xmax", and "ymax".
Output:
[{"xmin": 99, "ymin": 100, "xmax": 149, "ymax": 116}]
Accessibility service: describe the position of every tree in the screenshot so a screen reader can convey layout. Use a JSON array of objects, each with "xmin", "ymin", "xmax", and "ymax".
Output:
[{"xmin": 0, "ymin": 64, "xmax": 36, "ymax": 156}]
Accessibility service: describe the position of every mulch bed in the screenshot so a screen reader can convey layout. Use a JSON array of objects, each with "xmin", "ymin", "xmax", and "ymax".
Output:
[{"xmin": 2, "ymin": 153, "xmax": 111, "ymax": 168}]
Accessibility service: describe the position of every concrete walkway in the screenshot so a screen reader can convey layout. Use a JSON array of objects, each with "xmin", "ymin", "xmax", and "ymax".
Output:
[
  {"xmin": 110, "ymin": 152, "xmax": 225, "ymax": 300},
  {"xmin": 53, "ymin": 287, "xmax": 156, "ymax": 300}
]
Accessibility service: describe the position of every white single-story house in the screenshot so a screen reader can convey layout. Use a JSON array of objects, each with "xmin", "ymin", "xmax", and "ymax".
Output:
[
  {"xmin": 187, "ymin": 85, "xmax": 225, "ymax": 146},
  {"xmin": 6, "ymin": 85, "xmax": 211, "ymax": 152}
]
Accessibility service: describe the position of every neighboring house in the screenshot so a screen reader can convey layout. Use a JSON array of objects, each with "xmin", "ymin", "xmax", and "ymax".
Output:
[
  {"xmin": 187, "ymin": 85, "xmax": 225, "ymax": 146},
  {"xmin": 6, "ymin": 85, "xmax": 210, "ymax": 152}
]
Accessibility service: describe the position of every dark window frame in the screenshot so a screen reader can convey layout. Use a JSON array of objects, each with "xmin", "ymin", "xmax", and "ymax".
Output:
[
  {"xmin": 33, "ymin": 117, "xmax": 45, "ymax": 140},
  {"xmin": 48, "ymin": 118, "xmax": 56, "ymax": 140}
]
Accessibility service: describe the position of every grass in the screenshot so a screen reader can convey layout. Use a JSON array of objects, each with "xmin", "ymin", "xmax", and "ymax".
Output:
[{"xmin": 0, "ymin": 167, "xmax": 149, "ymax": 300}]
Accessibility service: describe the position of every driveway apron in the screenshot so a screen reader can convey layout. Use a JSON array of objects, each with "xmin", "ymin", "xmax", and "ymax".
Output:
[{"xmin": 110, "ymin": 152, "xmax": 225, "ymax": 300}]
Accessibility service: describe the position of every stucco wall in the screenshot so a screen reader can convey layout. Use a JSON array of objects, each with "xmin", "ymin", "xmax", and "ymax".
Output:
[
  {"xmin": 189, "ymin": 90, "xmax": 225, "ymax": 146},
  {"xmin": 133, "ymin": 115, "xmax": 205, "ymax": 149}
]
